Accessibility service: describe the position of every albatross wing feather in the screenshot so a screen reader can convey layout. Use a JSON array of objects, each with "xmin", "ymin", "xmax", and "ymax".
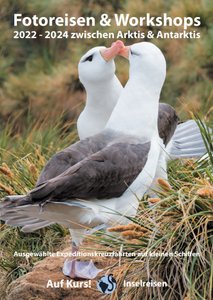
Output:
[
  {"xmin": 158, "ymin": 103, "xmax": 179, "ymax": 146},
  {"xmin": 29, "ymin": 137, "xmax": 151, "ymax": 202},
  {"xmin": 36, "ymin": 131, "xmax": 115, "ymax": 185}
]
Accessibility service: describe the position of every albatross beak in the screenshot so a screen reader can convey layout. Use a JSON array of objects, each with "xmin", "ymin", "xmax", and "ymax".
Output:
[
  {"xmin": 100, "ymin": 40, "xmax": 125, "ymax": 61},
  {"xmin": 118, "ymin": 46, "xmax": 130, "ymax": 59}
]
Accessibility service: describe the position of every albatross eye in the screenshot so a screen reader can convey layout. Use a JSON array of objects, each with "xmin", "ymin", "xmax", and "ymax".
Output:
[
  {"xmin": 83, "ymin": 54, "xmax": 94, "ymax": 62},
  {"xmin": 130, "ymin": 49, "xmax": 140, "ymax": 56}
]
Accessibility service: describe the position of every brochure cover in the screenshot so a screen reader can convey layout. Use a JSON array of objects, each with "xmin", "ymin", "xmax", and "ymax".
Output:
[{"xmin": 0, "ymin": 1, "xmax": 212, "ymax": 299}]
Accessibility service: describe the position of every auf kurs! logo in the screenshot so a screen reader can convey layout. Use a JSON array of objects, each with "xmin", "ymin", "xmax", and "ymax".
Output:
[{"xmin": 97, "ymin": 274, "xmax": 117, "ymax": 294}]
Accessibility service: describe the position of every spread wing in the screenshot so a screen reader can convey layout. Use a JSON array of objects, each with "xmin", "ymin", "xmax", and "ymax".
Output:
[
  {"xmin": 158, "ymin": 103, "xmax": 179, "ymax": 145},
  {"xmin": 29, "ymin": 140, "xmax": 151, "ymax": 203},
  {"xmin": 36, "ymin": 131, "xmax": 116, "ymax": 185}
]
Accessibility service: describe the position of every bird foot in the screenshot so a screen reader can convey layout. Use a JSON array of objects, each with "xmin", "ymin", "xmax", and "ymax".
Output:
[{"xmin": 63, "ymin": 259, "xmax": 102, "ymax": 279}]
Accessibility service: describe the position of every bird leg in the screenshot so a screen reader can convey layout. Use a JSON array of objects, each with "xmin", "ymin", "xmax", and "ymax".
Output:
[{"xmin": 63, "ymin": 241, "xmax": 102, "ymax": 279}]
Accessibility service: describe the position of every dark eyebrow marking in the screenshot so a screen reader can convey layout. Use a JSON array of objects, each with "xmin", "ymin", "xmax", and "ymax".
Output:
[{"xmin": 82, "ymin": 54, "xmax": 94, "ymax": 62}]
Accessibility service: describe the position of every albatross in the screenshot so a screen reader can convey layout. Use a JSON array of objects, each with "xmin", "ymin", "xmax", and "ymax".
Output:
[
  {"xmin": 0, "ymin": 41, "xmax": 166, "ymax": 279},
  {"xmin": 5, "ymin": 41, "xmax": 205, "ymax": 198}
]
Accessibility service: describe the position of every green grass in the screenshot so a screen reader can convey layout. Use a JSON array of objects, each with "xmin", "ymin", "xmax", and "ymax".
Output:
[
  {"xmin": 0, "ymin": 116, "xmax": 77, "ymax": 292},
  {"xmin": 0, "ymin": 115, "xmax": 212, "ymax": 299}
]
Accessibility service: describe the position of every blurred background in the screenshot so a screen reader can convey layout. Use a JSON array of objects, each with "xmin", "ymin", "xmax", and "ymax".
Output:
[{"xmin": 0, "ymin": 0, "xmax": 212, "ymax": 132}]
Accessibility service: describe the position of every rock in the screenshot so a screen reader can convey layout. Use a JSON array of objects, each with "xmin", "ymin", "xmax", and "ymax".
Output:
[{"xmin": 5, "ymin": 241, "xmax": 118, "ymax": 300}]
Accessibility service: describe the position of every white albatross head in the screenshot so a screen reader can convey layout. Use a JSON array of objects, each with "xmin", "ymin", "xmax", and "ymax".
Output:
[
  {"xmin": 119, "ymin": 42, "xmax": 166, "ymax": 94},
  {"xmin": 78, "ymin": 41, "xmax": 124, "ymax": 86}
]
